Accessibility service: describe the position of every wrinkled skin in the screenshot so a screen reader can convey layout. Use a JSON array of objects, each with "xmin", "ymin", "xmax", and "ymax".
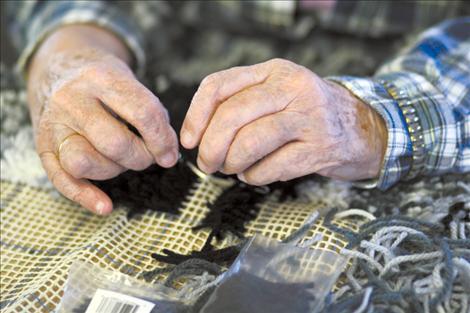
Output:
[
  {"xmin": 27, "ymin": 25, "xmax": 178, "ymax": 214},
  {"xmin": 181, "ymin": 58, "xmax": 388, "ymax": 185}
]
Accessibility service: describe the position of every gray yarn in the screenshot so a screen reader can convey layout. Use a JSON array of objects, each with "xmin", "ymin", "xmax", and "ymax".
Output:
[
  {"xmin": 323, "ymin": 207, "xmax": 469, "ymax": 313},
  {"xmin": 164, "ymin": 258, "xmax": 223, "ymax": 288}
]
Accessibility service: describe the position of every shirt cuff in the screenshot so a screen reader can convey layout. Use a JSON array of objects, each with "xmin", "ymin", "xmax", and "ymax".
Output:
[
  {"xmin": 16, "ymin": 1, "xmax": 146, "ymax": 80},
  {"xmin": 327, "ymin": 75, "xmax": 413, "ymax": 190}
]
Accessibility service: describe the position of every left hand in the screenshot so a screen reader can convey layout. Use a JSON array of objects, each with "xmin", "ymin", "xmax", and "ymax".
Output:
[{"xmin": 181, "ymin": 58, "xmax": 387, "ymax": 185}]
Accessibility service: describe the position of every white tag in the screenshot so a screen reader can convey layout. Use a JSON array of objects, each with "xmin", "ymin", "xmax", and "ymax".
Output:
[{"xmin": 85, "ymin": 289, "xmax": 155, "ymax": 313}]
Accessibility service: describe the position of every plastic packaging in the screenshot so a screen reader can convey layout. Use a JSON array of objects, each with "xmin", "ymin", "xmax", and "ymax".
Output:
[
  {"xmin": 58, "ymin": 261, "xmax": 190, "ymax": 313},
  {"xmin": 60, "ymin": 235, "xmax": 346, "ymax": 313},
  {"xmin": 200, "ymin": 235, "xmax": 347, "ymax": 313}
]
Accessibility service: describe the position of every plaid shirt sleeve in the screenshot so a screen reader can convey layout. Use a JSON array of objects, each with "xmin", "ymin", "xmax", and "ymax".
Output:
[
  {"xmin": 328, "ymin": 18, "xmax": 470, "ymax": 190},
  {"xmin": 5, "ymin": 0, "xmax": 146, "ymax": 78},
  {"xmin": 315, "ymin": 0, "xmax": 469, "ymax": 37}
]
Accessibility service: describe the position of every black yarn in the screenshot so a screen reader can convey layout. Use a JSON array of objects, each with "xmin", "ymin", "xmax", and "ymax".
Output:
[
  {"xmin": 94, "ymin": 143, "xmax": 310, "ymax": 266},
  {"xmin": 194, "ymin": 182, "xmax": 268, "ymax": 239},
  {"xmin": 266, "ymin": 175, "xmax": 316, "ymax": 202},
  {"xmin": 151, "ymin": 242, "xmax": 242, "ymax": 265},
  {"xmin": 151, "ymin": 181, "xmax": 271, "ymax": 265},
  {"xmin": 441, "ymin": 201, "xmax": 469, "ymax": 230},
  {"xmin": 92, "ymin": 161, "xmax": 197, "ymax": 218}
]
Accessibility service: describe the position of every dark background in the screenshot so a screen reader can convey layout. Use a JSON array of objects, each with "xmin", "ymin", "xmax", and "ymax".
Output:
[{"xmin": 1, "ymin": 1, "xmax": 17, "ymax": 66}]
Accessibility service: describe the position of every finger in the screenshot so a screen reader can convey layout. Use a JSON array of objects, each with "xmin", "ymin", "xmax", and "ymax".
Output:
[
  {"xmin": 74, "ymin": 99, "xmax": 154, "ymax": 171},
  {"xmin": 58, "ymin": 134, "xmax": 125, "ymax": 180},
  {"xmin": 93, "ymin": 74, "xmax": 178, "ymax": 167},
  {"xmin": 222, "ymin": 111, "xmax": 300, "ymax": 175},
  {"xmin": 197, "ymin": 83, "xmax": 295, "ymax": 173},
  {"xmin": 181, "ymin": 62, "xmax": 274, "ymax": 148},
  {"xmin": 40, "ymin": 151, "xmax": 113, "ymax": 215},
  {"xmin": 239, "ymin": 142, "xmax": 341, "ymax": 186}
]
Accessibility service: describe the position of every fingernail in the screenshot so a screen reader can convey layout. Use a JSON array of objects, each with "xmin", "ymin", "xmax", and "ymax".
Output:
[
  {"xmin": 160, "ymin": 151, "xmax": 176, "ymax": 167},
  {"xmin": 237, "ymin": 173, "xmax": 247, "ymax": 183},
  {"xmin": 181, "ymin": 130, "xmax": 193, "ymax": 147},
  {"xmin": 95, "ymin": 201, "xmax": 106, "ymax": 215}
]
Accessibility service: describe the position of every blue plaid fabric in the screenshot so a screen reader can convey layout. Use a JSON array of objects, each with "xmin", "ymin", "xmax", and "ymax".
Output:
[
  {"xmin": 7, "ymin": 1, "xmax": 146, "ymax": 77},
  {"xmin": 330, "ymin": 18, "xmax": 470, "ymax": 189},
  {"xmin": 5, "ymin": 1, "xmax": 470, "ymax": 190}
]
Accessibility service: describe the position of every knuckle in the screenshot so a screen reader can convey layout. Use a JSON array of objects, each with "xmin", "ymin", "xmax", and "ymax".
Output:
[
  {"xmin": 269, "ymin": 116, "xmax": 290, "ymax": 140},
  {"xmin": 269, "ymin": 58, "xmax": 287, "ymax": 66},
  {"xmin": 132, "ymin": 104, "xmax": 159, "ymax": 130},
  {"xmin": 295, "ymin": 67, "xmax": 313, "ymax": 83},
  {"xmin": 268, "ymin": 58, "xmax": 294, "ymax": 70},
  {"xmin": 137, "ymin": 115, "xmax": 176, "ymax": 152},
  {"xmin": 64, "ymin": 153, "xmax": 91, "ymax": 178},
  {"xmin": 197, "ymin": 154, "xmax": 210, "ymax": 172},
  {"xmin": 223, "ymin": 155, "xmax": 242, "ymax": 173},
  {"xmin": 198, "ymin": 146, "xmax": 218, "ymax": 170},
  {"xmin": 216, "ymin": 104, "xmax": 239, "ymax": 128},
  {"xmin": 49, "ymin": 169, "xmax": 73, "ymax": 193},
  {"xmin": 48, "ymin": 167, "xmax": 62, "ymax": 187},
  {"xmin": 128, "ymin": 137, "xmax": 153, "ymax": 170},
  {"xmin": 82, "ymin": 63, "xmax": 107, "ymax": 79},
  {"xmin": 224, "ymin": 136, "xmax": 258, "ymax": 173},
  {"xmin": 82, "ymin": 63, "xmax": 124, "ymax": 86},
  {"xmin": 69, "ymin": 186, "xmax": 87, "ymax": 204},
  {"xmin": 238, "ymin": 135, "xmax": 259, "ymax": 159},
  {"xmin": 159, "ymin": 127, "xmax": 177, "ymax": 149},
  {"xmin": 103, "ymin": 134, "xmax": 131, "ymax": 157},
  {"xmin": 199, "ymin": 74, "xmax": 221, "ymax": 97},
  {"xmin": 200, "ymin": 74, "xmax": 219, "ymax": 89}
]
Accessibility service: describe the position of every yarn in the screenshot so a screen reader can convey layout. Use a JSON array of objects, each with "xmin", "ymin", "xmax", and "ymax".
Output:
[
  {"xmin": 92, "ymin": 161, "xmax": 198, "ymax": 218},
  {"xmin": 322, "ymin": 206, "xmax": 469, "ymax": 313},
  {"xmin": 353, "ymin": 287, "xmax": 373, "ymax": 313},
  {"xmin": 163, "ymin": 259, "xmax": 223, "ymax": 289},
  {"xmin": 2, "ymin": 63, "xmax": 470, "ymax": 312},
  {"xmin": 151, "ymin": 237, "xmax": 243, "ymax": 265},
  {"xmin": 151, "ymin": 179, "xmax": 308, "ymax": 265},
  {"xmin": 282, "ymin": 211, "xmax": 320, "ymax": 245},
  {"xmin": 193, "ymin": 182, "xmax": 268, "ymax": 240}
]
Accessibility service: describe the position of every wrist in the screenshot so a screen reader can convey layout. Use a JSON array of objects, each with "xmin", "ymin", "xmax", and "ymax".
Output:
[
  {"xmin": 347, "ymin": 87, "xmax": 387, "ymax": 179},
  {"xmin": 324, "ymin": 80, "xmax": 387, "ymax": 180},
  {"xmin": 28, "ymin": 24, "xmax": 131, "ymax": 80}
]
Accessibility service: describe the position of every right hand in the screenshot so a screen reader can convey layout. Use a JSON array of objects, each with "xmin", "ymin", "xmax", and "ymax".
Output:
[{"xmin": 27, "ymin": 25, "xmax": 178, "ymax": 215}]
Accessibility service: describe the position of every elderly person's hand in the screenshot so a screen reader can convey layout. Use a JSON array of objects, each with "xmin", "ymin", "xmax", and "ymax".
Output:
[
  {"xmin": 27, "ymin": 25, "xmax": 178, "ymax": 214},
  {"xmin": 181, "ymin": 58, "xmax": 387, "ymax": 185}
]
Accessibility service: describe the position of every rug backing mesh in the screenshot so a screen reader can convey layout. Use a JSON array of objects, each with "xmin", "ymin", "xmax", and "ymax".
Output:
[{"xmin": 0, "ymin": 178, "xmax": 357, "ymax": 313}]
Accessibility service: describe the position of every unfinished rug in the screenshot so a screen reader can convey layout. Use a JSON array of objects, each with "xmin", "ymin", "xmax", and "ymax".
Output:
[{"xmin": 1, "ymin": 63, "xmax": 469, "ymax": 313}]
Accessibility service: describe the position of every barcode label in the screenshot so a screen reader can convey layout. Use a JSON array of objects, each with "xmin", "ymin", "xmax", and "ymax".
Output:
[{"xmin": 85, "ymin": 289, "xmax": 155, "ymax": 313}]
